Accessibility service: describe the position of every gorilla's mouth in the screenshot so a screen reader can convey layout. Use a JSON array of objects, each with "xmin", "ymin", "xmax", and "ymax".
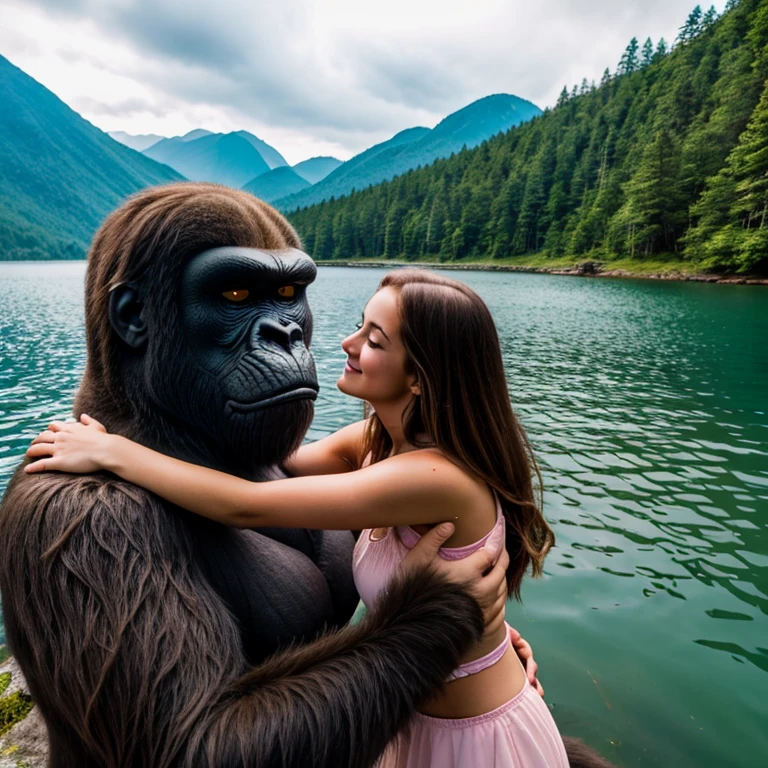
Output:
[{"xmin": 226, "ymin": 386, "xmax": 318, "ymax": 413}]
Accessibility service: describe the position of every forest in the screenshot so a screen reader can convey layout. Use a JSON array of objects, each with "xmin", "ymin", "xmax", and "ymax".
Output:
[{"xmin": 289, "ymin": 0, "xmax": 768, "ymax": 274}]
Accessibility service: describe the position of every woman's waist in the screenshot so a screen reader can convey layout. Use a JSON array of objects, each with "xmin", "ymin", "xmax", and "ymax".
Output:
[{"xmin": 417, "ymin": 631, "xmax": 527, "ymax": 719}]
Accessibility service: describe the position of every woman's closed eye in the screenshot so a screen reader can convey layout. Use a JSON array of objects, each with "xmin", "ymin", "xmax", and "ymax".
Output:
[{"xmin": 367, "ymin": 338, "xmax": 382, "ymax": 349}]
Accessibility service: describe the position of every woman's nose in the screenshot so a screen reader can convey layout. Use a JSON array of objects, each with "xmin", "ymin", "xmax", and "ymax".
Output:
[{"xmin": 341, "ymin": 332, "xmax": 358, "ymax": 355}]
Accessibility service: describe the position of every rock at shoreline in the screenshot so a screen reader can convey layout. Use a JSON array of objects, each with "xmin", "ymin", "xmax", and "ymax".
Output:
[{"xmin": 0, "ymin": 656, "xmax": 46, "ymax": 768}]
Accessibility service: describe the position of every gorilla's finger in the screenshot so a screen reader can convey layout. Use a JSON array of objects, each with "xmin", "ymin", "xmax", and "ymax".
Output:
[{"xmin": 403, "ymin": 522, "xmax": 455, "ymax": 571}]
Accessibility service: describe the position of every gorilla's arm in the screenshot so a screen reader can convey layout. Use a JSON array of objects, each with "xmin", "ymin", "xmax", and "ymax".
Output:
[
  {"xmin": 0, "ymin": 470, "xmax": 482, "ymax": 768},
  {"xmin": 190, "ymin": 567, "xmax": 482, "ymax": 768}
]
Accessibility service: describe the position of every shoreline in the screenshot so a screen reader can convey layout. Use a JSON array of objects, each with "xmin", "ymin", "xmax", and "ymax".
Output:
[
  {"xmin": 2, "ymin": 259, "xmax": 766, "ymax": 285},
  {"xmin": 315, "ymin": 260, "xmax": 768, "ymax": 285}
]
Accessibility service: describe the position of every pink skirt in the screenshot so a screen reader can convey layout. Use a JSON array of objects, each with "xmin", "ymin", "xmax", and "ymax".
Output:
[{"xmin": 378, "ymin": 679, "xmax": 569, "ymax": 768}]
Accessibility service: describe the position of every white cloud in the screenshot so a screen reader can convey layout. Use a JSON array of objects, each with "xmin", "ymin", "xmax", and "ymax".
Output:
[{"xmin": 0, "ymin": 0, "xmax": 727, "ymax": 164}]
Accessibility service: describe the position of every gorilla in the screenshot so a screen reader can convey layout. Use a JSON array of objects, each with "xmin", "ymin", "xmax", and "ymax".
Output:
[
  {"xmin": 0, "ymin": 183, "xmax": 488, "ymax": 768},
  {"xmin": 0, "ymin": 182, "xmax": 615, "ymax": 768}
]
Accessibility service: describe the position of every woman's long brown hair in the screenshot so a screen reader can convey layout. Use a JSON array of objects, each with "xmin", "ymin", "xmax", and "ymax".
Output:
[{"xmin": 361, "ymin": 269, "xmax": 554, "ymax": 599}]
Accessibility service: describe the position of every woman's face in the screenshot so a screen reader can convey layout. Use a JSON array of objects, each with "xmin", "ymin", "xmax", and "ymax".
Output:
[{"xmin": 337, "ymin": 286, "xmax": 418, "ymax": 405}]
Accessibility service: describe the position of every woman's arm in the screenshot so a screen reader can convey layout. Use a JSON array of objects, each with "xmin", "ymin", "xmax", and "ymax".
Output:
[
  {"xmin": 283, "ymin": 420, "xmax": 366, "ymax": 476},
  {"xmin": 26, "ymin": 417, "xmax": 472, "ymax": 532}
]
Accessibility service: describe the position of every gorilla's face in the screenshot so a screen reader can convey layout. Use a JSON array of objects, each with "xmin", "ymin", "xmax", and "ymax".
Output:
[{"xmin": 174, "ymin": 247, "xmax": 319, "ymax": 473}]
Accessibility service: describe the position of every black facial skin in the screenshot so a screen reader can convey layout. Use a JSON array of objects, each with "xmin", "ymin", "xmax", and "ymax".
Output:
[
  {"xmin": 134, "ymin": 246, "xmax": 321, "ymax": 478},
  {"xmin": 180, "ymin": 247, "xmax": 318, "ymax": 412}
]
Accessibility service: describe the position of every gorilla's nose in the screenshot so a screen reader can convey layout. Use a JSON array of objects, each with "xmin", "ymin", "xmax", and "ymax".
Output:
[{"xmin": 256, "ymin": 318, "xmax": 304, "ymax": 351}]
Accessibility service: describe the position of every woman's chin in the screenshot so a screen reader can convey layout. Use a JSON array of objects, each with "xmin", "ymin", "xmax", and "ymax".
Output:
[{"xmin": 336, "ymin": 376, "xmax": 363, "ymax": 399}]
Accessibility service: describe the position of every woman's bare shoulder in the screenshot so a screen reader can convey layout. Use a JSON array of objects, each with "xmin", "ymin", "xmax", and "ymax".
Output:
[{"xmin": 383, "ymin": 450, "xmax": 497, "ymax": 546}]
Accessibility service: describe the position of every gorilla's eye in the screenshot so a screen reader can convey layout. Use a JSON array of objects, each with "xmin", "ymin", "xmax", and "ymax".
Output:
[
  {"xmin": 277, "ymin": 285, "xmax": 296, "ymax": 299},
  {"xmin": 222, "ymin": 289, "xmax": 250, "ymax": 302}
]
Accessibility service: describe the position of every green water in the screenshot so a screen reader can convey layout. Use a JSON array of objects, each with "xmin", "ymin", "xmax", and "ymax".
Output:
[{"xmin": 1, "ymin": 262, "xmax": 766, "ymax": 766}]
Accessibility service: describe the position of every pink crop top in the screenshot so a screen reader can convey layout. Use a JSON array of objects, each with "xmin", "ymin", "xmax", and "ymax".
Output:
[{"xmin": 352, "ymin": 494, "xmax": 509, "ymax": 681}]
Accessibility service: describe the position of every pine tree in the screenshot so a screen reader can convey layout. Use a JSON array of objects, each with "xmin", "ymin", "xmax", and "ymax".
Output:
[
  {"xmin": 654, "ymin": 38, "xmax": 669, "ymax": 61},
  {"xmin": 702, "ymin": 6, "xmax": 718, "ymax": 28},
  {"xmin": 609, "ymin": 129, "xmax": 686, "ymax": 256},
  {"xmin": 556, "ymin": 86, "xmax": 570, "ymax": 107},
  {"xmin": 642, "ymin": 37, "xmax": 654, "ymax": 67},
  {"xmin": 687, "ymin": 79, "xmax": 768, "ymax": 271},
  {"xmin": 678, "ymin": 5, "xmax": 704, "ymax": 44},
  {"xmin": 600, "ymin": 68, "xmax": 612, "ymax": 88},
  {"xmin": 618, "ymin": 37, "xmax": 640, "ymax": 74}
]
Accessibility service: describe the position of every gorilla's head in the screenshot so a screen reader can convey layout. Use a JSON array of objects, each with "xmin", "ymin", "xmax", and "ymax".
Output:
[{"xmin": 75, "ymin": 183, "xmax": 318, "ymax": 477}]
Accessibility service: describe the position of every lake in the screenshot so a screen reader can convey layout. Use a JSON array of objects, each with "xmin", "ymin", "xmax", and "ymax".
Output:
[{"xmin": 1, "ymin": 261, "xmax": 766, "ymax": 767}]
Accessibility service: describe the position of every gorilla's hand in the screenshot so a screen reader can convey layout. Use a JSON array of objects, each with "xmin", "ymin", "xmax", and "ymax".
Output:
[{"xmin": 402, "ymin": 522, "xmax": 509, "ymax": 633}]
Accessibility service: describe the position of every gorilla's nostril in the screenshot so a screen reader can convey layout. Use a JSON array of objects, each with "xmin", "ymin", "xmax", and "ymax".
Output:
[{"xmin": 257, "ymin": 318, "xmax": 304, "ymax": 351}]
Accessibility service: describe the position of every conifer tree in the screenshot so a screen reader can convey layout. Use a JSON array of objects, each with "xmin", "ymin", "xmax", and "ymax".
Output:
[
  {"xmin": 610, "ymin": 129, "xmax": 686, "ymax": 256},
  {"xmin": 687, "ymin": 79, "xmax": 768, "ymax": 271},
  {"xmin": 678, "ymin": 5, "xmax": 704, "ymax": 43},
  {"xmin": 557, "ymin": 86, "xmax": 570, "ymax": 107},
  {"xmin": 642, "ymin": 37, "xmax": 654, "ymax": 67},
  {"xmin": 618, "ymin": 37, "xmax": 640, "ymax": 74},
  {"xmin": 702, "ymin": 5, "xmax": 718, "ymax": 28},
  {"xmin": 654, "ymin": 38, "xmax": 669, "ymax": 61}
]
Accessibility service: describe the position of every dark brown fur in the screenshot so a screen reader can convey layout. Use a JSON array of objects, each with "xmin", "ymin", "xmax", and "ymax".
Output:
[{"xmin": 563, "ymin": 737, "xmax": 619, "ymax": 768}]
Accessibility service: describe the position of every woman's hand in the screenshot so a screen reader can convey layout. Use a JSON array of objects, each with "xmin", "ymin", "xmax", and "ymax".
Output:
[
  {"xmin": 508, "ymin": 626, "xmax": 545, "ymax": 697},
  {"xmin": 25, "ymin": 414, "xmax": 113, "ymax": 474}
]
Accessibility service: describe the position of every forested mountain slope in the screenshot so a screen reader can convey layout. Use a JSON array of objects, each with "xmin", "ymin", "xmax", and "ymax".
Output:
[
  {"xmin": 0, "ymin": 55, "xmax": 182, "ymax": 261},
  {"xmin": 290, "ymin": 0, "xmax": 768, "ymax": 274},
  {"xmin": 277, "ymin": 95, "xmax": 541, "ymax": 210}
]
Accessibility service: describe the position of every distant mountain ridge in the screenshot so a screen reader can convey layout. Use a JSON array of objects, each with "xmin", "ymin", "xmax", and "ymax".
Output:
[
  {"xmin": 242, "ymin": 166, "xmax": 311, "ymax": 203},
  {"xmin": 0, "ymin": 54, "xmax": 182, "ymax": 260},
  {"xmin": 108, "ymin": 131, "xmax": 165, "ymax": 151},
  {"xmin": 142, "ymin": 130, "xmax": 288, "ymax": 188},
  {"xmin": 276, "ymin": 95, "xmax": 542, "ymax": 210},
  {"xmin": 292, "ymin": 156, "xmax": 344, "ymax": 184}
]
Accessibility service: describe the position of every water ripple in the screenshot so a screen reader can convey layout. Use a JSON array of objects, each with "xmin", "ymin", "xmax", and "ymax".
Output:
[{"xmin": 1, "ymin": 263, "xmax": 766, "ymax": 767}]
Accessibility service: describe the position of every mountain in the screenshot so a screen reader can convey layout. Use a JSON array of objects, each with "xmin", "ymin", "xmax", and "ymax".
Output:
[
  {"xmin": 180, "ymin": 129, "xmax": 212, "ymax": 142},
  {"xmin": 292, "ymin": 156, "xmax": 343, "ymax": 184},
  {"xmin": 277, "ymin": 126, "xmax": 428, "ymax": 210},
  {"xmin": 142, "ymin": 130, "xmax": 287, "ymax": 187},
  {"xmin": 276, "ymin": 95, "xmax": 541, "ymax": 210},
  {"xmin": 233, "ymin": 131, "xmax": 288, "ymax": 169},
  {"xmin": 0, "ymin": 54, "xmax": 183, "ymax": 261},
  {"xmin": 243, "ymin": 166, "xmax": 311, "ymax": 203},
  {"xmin": 289, "ymin": 0, "xmax": 768, "ymax": 275},
  {"xmin": 108, "ymin": 131, "xmax": 165, "ymax": 151}
]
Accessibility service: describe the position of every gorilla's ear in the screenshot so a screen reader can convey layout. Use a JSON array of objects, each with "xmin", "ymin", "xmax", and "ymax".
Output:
[{"xmin": 109, "ymin": 283, "xmax": 148, "ymax": 350}]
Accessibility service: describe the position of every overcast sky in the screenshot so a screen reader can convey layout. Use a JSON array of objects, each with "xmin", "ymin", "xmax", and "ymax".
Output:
[{"xmin": 1, "ymin": 0, "xmax": 726, "ymax": 165}]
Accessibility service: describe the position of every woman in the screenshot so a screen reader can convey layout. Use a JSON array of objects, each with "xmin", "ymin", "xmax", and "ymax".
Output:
[{"xmin": 27, "ymin": 268, "xmax": 567, "ymax": 768}]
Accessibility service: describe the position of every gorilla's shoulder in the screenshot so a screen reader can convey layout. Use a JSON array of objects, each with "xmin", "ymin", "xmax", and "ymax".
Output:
[{"xmin": 0, "ymin": 464, "xmax": 179, "ymax": 554}]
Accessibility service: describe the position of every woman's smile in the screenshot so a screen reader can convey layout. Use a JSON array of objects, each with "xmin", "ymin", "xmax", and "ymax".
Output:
[{"xmin": 344, "ymin": 360, "xmax": 362, "ymax": 374}]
